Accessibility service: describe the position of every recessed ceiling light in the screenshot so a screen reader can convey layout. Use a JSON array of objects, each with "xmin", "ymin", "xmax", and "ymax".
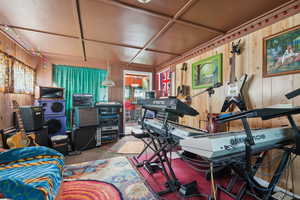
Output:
[{"xmin": 137, "ymin": 0, "xmax": 151, "ymax": 3}]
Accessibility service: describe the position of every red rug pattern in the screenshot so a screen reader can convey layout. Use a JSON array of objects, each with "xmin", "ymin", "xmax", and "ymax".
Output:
[
  {"xmin": 132, "ymin": 156, "xmax": 254, "ymax": 200},
  {"xmin": 61, "ymin": 180, "xmax": 122, "ymax": 200}
]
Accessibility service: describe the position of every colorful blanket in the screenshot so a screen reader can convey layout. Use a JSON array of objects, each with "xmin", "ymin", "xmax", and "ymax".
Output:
[{"xmin": 0, "ymin": 146, "xmax": 64, "ymax": 200}]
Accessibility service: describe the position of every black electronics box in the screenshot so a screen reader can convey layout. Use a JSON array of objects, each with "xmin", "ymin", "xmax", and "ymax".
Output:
[
  {"xmin": 72, "ymin": 126, "xmax": 97, "ymax": 151},
  {"xmin": 20, "ymin": 106, "xmax": 44, "ymax": 131}
]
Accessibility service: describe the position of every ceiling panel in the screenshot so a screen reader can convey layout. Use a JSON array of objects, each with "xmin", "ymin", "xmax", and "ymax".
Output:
[
  {"xmin": 180, "ymin": 0, "xmax": 291, "ymax": 31},
  {"xmin": 134, "ymin": 51, "xmax": 176, "ymax": 66},
  {"xmin": 80, "ymin": 0, "xmax": 168, "ymax": 47},
  {"xmin": 85, "ymin": 40, "xmax": 140, "ymax": 63},
  {"xmin": 0, "ymin": 0, "xmax": 79, "ymax": 36},
  {"xmin": 149, "ymin": 23, "xmax": 219, "ymax": 54},
  {"xmin": 118, "ymin": 0, "xmax": 189, "ymax": 16},
  {"xmin": 16, "ymin": 30, "xmax": 82, "ymax": 57}
]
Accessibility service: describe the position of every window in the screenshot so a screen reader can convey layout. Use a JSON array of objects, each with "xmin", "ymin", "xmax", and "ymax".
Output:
[
  {"xmin": 13, "ymin": 61, "xmax": 35, "ymax": 94},
  {"xmin": 0, "ymin": 52, "xmax": 11, "ymax": 92}
]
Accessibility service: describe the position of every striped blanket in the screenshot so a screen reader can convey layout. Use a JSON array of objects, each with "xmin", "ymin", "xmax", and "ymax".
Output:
[{"xmin": 0, "ymin": 146, "xmax": 64, "ymax": 200}]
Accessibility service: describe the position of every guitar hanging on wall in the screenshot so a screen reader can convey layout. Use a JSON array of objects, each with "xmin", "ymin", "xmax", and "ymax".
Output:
[
  {"xmin": 221, "ymin": 40, "xmax": 248, "ymax": 112},
  {"xmin": 177, "ymin": 63, "xmax": 191, "ymax": 104},
  {"xmin": 6, "ymin": 100, "xmax": 38, "ymax": 149}
]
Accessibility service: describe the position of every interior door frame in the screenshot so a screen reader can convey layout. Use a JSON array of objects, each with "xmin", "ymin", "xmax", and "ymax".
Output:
[{"xmin": 123, "ymin": 70, "xmax": 153, "ymax": 126}]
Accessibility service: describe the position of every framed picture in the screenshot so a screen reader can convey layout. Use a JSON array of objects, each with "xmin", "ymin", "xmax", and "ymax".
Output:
[
  {"xmin": 192, "ymin": 54, "xmax": 222, "ymax": 89},
  {"xmin": 263, "ymin": 25, "xmax": 300, "ymax": 77}
]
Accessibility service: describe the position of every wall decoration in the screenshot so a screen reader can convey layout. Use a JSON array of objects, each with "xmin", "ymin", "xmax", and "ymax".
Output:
[
  {"xmin": 157, "ymin": 68, "xmax": 171, "ymax": 97},
  {"xmin": 192, "ymin": 54, "xmax": 222, "ymax": 89},
  {"xmin": 263, "ymin": 25, "xmax": 300, "ymax": 77}
]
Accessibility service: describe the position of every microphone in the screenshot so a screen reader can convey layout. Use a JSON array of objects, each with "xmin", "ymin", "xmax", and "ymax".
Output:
[{"xmin": 286, "ymin": 88, "xmax": 300, "ymax": 99}]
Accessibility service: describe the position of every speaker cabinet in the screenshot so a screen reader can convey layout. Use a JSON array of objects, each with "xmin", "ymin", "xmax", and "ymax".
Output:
[
  {"xmin": 72, "ymin": 126, "xmax": 97, "ymax": 151},
  {"xmin": 44, "ymin": 115, "xmax": 66, "ymax": 135},
  {"xmin": 36, "ymin": 99, "xmax": 65, "ymax": 116},
  {"xmin": 73, "ymin": 107, "xmax": 99, "ymax": 127},
  {"xmin": 20, "ymin": 106, "xmax": 44, "ymax": 131}
]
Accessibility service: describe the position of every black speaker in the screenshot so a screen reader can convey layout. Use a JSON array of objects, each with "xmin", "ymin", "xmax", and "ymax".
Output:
[
  {"xmin": 73, "ymin": 107, "xmax": 99, "ymax": 127},
  {"xmin": 19, "ymin": 106, "xmax": 44, "ymax": 131},
  {"xmin": 44, "ymin": 115, "xmax": 66, "ymax": 135},
  {"xmin": 72, "ymin": 126, "xmax": 98, "ymax": 151},
  {"xmin": 34, "ymin": 126, "xmax": 50, "ymax": 147}
]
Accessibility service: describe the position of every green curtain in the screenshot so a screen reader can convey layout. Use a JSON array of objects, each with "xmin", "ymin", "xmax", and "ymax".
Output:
[{"xmin": 53, "ymin": 65, "xmax": 107, "ymax": 129}]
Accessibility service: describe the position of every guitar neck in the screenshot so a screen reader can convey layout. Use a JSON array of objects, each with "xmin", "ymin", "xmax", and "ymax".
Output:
[
  {"xmin": 15, "ymin": 110, "xmax": 25, "ymax": 133},
  {"xmin": 229, "ymin": 54, "xmax": 236, "ymax": 83}
]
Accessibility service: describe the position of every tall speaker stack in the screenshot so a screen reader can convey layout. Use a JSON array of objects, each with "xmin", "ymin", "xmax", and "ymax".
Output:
[
  {"xmin": 71, "ymin": 94, "xmax": 100, "ymax": 151},
  {"xmin": 35, "ymin": 87, "xmax": 66, "ymax": 136}
]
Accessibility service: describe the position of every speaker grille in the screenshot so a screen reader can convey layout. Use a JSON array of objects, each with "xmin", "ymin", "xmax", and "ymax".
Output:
[{"xmin": 46, "ymin": 119, "xmax": 62, "ymax": 134}]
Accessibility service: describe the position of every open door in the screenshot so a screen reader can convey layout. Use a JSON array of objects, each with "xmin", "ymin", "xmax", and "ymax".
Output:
[{"xmin": 123, "ymin": 70, "xmax": 152, "ymax": 131}]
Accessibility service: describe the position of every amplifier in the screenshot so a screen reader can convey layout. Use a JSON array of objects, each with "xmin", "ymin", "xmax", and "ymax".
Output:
[
  {"xmin": 20, "ymin": 106, "xmax": 44, "ymax": 131},
  {"xmin": 101, "ymin": 126, "xmax": 119, "ymax": 131},
  {"xmin": 73, "ymin": 107, "xmax": 99, "ymax": 127},
  {"xmin": 73, "ymin": 94, "xmax": 93, "ymax": 107},
  {"xmin": 39, "ymin": 86, "xmax": 64, "ymax": 99},
  {"xmin": 72, "ymin": 126, "xmax": 97, "ymax": 151}
]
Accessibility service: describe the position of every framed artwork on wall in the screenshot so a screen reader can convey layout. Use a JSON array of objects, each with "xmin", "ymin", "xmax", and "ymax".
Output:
[
  {"xmin": 263, "ymin": 25, "xmax": 300, "ymax": 77},
  {"xmin": 192, "ymin": 54, "xmax": 222, "ymax": 89}
]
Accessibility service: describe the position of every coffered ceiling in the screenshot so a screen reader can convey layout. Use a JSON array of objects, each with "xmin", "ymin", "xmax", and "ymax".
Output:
[{"xmin": 0, "ymin": 0, "xmax": 294, "ymax": 68}]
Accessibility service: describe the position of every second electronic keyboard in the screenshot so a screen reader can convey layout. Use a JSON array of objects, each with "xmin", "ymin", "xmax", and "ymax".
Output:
[{"xmin": 180, "ymin": 127, "xmax": 295, "ymax": 161}]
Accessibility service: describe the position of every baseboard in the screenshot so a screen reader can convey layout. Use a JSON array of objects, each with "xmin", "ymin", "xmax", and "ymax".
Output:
[{"xmin": 254, "ymin": 176, "xmax": 300, "ymax": 199}]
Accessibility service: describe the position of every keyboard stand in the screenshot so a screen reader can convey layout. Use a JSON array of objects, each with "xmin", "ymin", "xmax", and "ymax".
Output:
[
  {"xmin": 216, "ymin": 107, "xmax": 300, "ymax": 200},
  {"xmin": 141, "ymin": 109, "xmax": 205, "ymax": 198}
]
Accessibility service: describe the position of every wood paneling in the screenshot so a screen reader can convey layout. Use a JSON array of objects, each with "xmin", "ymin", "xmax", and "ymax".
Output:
[
  {"xmin": 165, "ymin": 12, "xmax": 300, "ymax": 193},
  {"xmin": 0, "ymin": 31, "xmax": 38, "ymax": 146}
]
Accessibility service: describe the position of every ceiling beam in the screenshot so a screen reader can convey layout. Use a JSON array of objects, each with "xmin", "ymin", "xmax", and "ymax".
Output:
[
  {"xmin": 0, "ymin": 24, "xmax": 179, "ymax": 56},
  {"xmin": 96, "ymin": 0, "xmax": 225, "ymax": 35},
  {"xmin": 0, "ymin": 24, "xmax": 79, "ymax": 39},
  {"xmin": 73, "ymin": 0, "xmax": 87, "ymax": 61},
  {"xmin": 128, "ymin": 0, "xmax": 197, "ymax": 65},
  {"xmin": 84, "ymin": 38, "xmax": 180, "ymax": 56},
  {"xmin": 0, "ymin": 28, "xmax": 32, "ymax": 55}
]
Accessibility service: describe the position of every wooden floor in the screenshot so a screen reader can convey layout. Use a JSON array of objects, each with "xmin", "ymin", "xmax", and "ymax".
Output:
[{"xmin": 65, "ymin": 135, "xmax": 140, "ymax": 165}]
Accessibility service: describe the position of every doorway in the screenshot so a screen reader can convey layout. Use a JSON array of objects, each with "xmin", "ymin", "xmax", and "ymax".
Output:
[{"xmin": 123, "ymin": 70, "xmax": 152, "ymax": 130}]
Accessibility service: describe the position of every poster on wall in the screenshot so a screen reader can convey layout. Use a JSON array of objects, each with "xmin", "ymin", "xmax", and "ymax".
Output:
[
  {"xmin": 191, "ymin": 54, "xmax": 222, "ymax": 89},
  {"xmin": 157, "ymin": 68, "xmax": 171, "ymax": 97},
  {"xmin": 263, "ymin": 25, "xmax": 300, "ymax": 77}
]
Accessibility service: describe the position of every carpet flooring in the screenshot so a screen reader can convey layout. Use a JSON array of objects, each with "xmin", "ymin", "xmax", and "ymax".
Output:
[
  {"xmin": 132, "ymin": 156, "xmax": 258, "ymax": 200},
  {"xmin": 62, "ymin": 156, "xmax": 158, "ymax": 200}
]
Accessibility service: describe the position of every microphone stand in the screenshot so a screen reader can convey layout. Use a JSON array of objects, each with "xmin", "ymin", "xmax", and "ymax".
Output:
[{"xmin": 192, "ymin": 82, "xmax": 222, "ymax": 133}]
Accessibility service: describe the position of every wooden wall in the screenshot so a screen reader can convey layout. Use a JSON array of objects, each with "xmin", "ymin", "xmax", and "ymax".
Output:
[
  {"xmin": 163, "ymin": 12, "xmax": 300, "ymax": 193},
  {"xmin": 0, "ymin": 32, "xmax": 40, "ymax": 134}
]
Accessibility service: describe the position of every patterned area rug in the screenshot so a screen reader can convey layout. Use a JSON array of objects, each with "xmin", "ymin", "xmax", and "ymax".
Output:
[
  {"xmin": 61, "ymin": 180, "xmax": 122, "ymax": 200},
  {"xmin": 62, "ymin": 157, "xmax": 158, "ymax": 200}
]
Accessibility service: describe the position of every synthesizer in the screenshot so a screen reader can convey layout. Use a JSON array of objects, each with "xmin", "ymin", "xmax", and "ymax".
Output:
[
  {"xmin": 180, "ymin": 127, "xmax": 295, "ymax": 161},
  {"xmin": 140, "ymin": 97, "xmax": 199, "ymax": 117},
  {"xmin": 143, "ymin": 118, "xmax": 205, "ymax": 139}
]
